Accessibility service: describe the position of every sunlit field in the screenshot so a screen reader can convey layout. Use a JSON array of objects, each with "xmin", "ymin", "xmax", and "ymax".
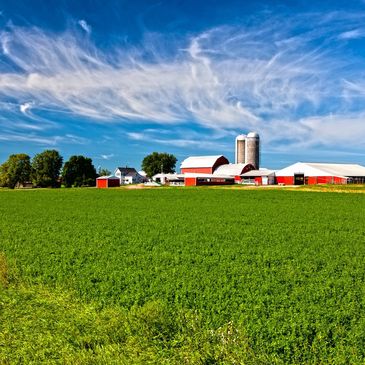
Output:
[{"xmin": 1, "ymin": 188, "xmax": 365, "ymax": 364}]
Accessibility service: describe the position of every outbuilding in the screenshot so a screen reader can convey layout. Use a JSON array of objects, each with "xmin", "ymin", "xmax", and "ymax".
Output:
[
  {"xmin": 184, "ymin": 173, "xmax": 235, "ymax": 186},
  {"xmin": 241, "ymin": 169, "xmax": 276, "ymax": 185},
  {"xmin": 114, "ymin": 167, "xmax": 147, "ymax": 185},
  {"xmin": 214, "ymin": 163, "xmax": 255, "ymax": 182},
  {"xmin": 275, "ymin": 162, "xmax": 365, "ymax": 185},
  {"xmin": 96, "ymin": 175, "xmax": 121, "ymax": 188}
]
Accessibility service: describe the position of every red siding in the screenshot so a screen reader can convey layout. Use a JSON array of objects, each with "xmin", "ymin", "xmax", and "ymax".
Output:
[
  {"xmin": 212, "ymin": 156, "xmax": 230, "ymax": 172},
  {"xmin": 255, "ymin": 177, "xmax": 262, "ymax": 185},
  {"xmin": 96, "ymin": 178, "xmax": 120, "ymax": 188},
  {"xmin": 185, "ymin": 177, "xmax": 197, "ymax": 186},
  {"xmin": 181, "ymin": 167, "xmax": 214, "ymax": 174},
  {"xmin": 276, "ymin": 176, "xmax": 294, "ymax": 185},
  {"xmin": 97, "ymin": 179, "xmax": 108, "ymax": 188},
  {"xmin": 277, "ymin": 175, "xmax": 348, "ymax": 185},
  {"xmin": 108, "ymin": 179, "xmax": 120, "ymax": 187},
  {"xmin": 242, "ymin": 164, "xmax": 255, "ymax": 174}
]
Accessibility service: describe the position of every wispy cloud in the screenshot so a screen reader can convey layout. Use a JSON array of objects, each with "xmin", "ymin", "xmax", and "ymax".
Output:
[
  {"xmin": 338, "ymin": 28, "xmax": 365, "ymax": 40},
  {"xmin": 100, "ymin": 153, "xmax": 114, "ymax": 160},
  {"xmin": 78, "ymin": 20, "xmax": 91, "ymax": 34},
  {"xmin": 0, "ymin": 131, "xmax": 88, "ymax": 146},
  {"xmin": 0, "ymin": 12, "xmax": 365, "ymax": 150},
  {"xmin": 20, "ymin": 101, "xmax": 32, "ymax": 114}
]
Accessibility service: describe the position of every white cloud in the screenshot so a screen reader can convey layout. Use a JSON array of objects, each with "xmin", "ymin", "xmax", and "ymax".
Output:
[
  {"xmin": 0, "ymin": 13, "xmax": 365, "ymax": 150},
  {"xmin": 78, "ymin": 20, "xmax": 91, "ymax": 34},
  {"xmin": 100, "ymin": 153, "xmax": 114, "ymax": 160},
  {"xmin": 20, "ymin": 101, "xmax": 32, "ymax": 114},
  {"xmin": 338, "ymin": 29, "xmax": 365, "ymax": 40}
]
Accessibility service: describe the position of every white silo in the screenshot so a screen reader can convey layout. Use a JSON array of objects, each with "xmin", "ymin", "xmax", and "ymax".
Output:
[
  {"xmin": 235, "ymin": 134, "xmax": 246, "ymax": 164},
  {"xmin": 245, "ymin": 132, "xmax": 260, "ymax": 169}
]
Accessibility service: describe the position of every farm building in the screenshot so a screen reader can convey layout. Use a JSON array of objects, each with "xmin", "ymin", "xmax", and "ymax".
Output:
[
  {"xmin": 241, "ymin": 169, "xmax": 276, "ymax": 185},
  {"xmin": 180, "ymin": 155, "xmax": 229, "ymax": 174},
  {"xmin": 114, "ymin": 167, "xmax": 147, "ymax": 184},
  {"xmin": 184, "ymin": 173, "xmax": 235, "ymax": 186},
  {"xmin": 214, "ymin": 163, "xmax": 255, "ymax": 182},
  {"xmin": 152, "ymin": 173, "xmax": 185, "ymax": 186},
  {"xmin": 96, "ymin": 175, "xmax": 120, "ymax": 188},
  {"xmin": 275, "ymin": 162, "xmax": 365, "ymax": 185}
]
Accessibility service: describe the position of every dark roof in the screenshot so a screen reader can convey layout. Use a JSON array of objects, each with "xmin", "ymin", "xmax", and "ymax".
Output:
[{"xmin": 116, "ymin": 167, "xmax": 138, "ymax": 175}]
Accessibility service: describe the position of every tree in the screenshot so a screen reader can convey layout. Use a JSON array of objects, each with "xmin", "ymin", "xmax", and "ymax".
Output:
[
  {"xmin": 0, "ymin": 154, "xmax": 32, "ymax": 189},
  {"xmin": 32, "ymin": 150, "xmax": 63, "ymax": 187},
  {"xmin": 142, "ymin": 152, "xmax": 177, "ymax": 178},
  {"xmin": 62, "ymin": 155, "xmax": 97, "ymax": 187},
  {"xmin": 98, "ymin": 167, "xmax": 111, "ymax": 176}
]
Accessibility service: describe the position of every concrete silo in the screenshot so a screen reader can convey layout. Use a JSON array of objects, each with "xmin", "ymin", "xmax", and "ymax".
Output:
[
  {"xmin": 245, "ymin": 132, "xmax": 260, "ymax": 169},
  {"xmin": 235, "ymin": 134, "xmax": 246, "ymax": 164}
]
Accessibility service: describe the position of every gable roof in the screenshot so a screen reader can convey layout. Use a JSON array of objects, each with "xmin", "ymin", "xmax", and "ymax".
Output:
[
  {"xmin": 115, "ymin": 167, "xmax": 138, "ymax": 176},
  {"xmin": 214, "ymin": 163, "xmax": 252, "ymax": 176},
  {"xmin": 241, "ymin": 169, "xmax": 276, "ymax": 177},
  {"xmin": 276, "ymin": 162, "xmax": 365, "ymax": 177},
  {"xmin": 180, "ymin": 155, "xmax": 228, "ymax": 169}
]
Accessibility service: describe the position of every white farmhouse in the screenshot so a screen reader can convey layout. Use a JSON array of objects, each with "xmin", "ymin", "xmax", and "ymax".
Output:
[{"xmin": 114, "ymin": 167, "xmax": 147, "ymax": 185}]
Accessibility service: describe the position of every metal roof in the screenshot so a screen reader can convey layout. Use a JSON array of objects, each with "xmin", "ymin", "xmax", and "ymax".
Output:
[
  {"xmin": 180, "ymin": 155, "xmax": 226, "ymax": 168},
  {"xmin": 214, "ymin": 163, "xmax": 249, "ymax": 176},
  {"xmin": 276, "ymin": 162, "xmax": 365, "ymax": 177},
  {"xmin": 241, "ymin": 169, "xmax": 275, "ymax": 177},
  {"xmin": 96, "ymin": 175, "xmax": 120, "ymax": 180}
]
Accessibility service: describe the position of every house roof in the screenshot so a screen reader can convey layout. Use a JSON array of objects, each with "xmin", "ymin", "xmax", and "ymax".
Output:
[
  {"xmin": 180, "ymin": 155, "xmax": 227, "ymax": 169},
  {"xmin": 115, "ymin": 167, "xmax": 138, "ymax": 176},
  {"xmin": 275, "ymin": 162, "xmax": 365, "ymax": 177}
]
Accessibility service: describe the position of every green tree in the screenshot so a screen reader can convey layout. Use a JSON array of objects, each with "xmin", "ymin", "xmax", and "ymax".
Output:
[
  {"xmin": 32, "ymin": 150, "xmax": 63, "ymax": 188},
  {"xmin": 0, "ymin": 154, "xmax": 32, "ymax": 189},
  {"xmin": 142, "ymin": 152, "xmax": 177, "ymax": 178},
  {"xmin": 62, "ymin": 155, "xmax": 97, "ymax": 187},
  {"xmin": 98, "ymin": 167, "xmax": 111, "ymax": 176}
]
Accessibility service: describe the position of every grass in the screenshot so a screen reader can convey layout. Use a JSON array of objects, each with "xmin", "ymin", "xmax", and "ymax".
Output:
[{"xmin": 0, "ymin": 187, "xmax": 365, "ymax": 363}]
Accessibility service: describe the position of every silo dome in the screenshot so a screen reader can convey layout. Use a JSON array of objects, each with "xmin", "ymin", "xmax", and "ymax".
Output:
[
  {"xmin": 247, "ymin": 132, "xmax": 259, "ymax": 138},
  {"xmin": 236, "ymin": 134, "xmax": 246, "ymax": 141}
]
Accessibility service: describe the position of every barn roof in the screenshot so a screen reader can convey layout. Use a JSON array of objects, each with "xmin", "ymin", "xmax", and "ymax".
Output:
[
  {"xmin": 180, "ymin": 155, "xmax": 228, "ymax": 168},
  {"xmin": 241, "ymin": 169, "xmax": 276, "ymax": 177},
  {"xmin": 276, "ymin": 162, "xmax": 365, "ymax": 177},
  {"xmin": 214, "ymin": 163, "xmax": 251, "ymax": 176}
]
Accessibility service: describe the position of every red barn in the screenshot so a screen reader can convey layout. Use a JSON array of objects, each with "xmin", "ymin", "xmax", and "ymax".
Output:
[
  {"xmin": 180, "ymin": 155, "xmax": 229, "ymax": 174},
  {"xmin": 96, "ymin": 176, "xmax": 120, "ymax": 188}
]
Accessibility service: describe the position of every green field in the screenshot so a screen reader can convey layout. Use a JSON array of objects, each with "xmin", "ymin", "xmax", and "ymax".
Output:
[{"xmin": 1, "ymin": 187, "xmax": 365, "ymax": 364}]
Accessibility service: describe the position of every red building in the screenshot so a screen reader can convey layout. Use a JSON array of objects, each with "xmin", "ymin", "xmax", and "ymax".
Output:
[
  {"xmin": 180, "ymin": 155, "xmax": 229, "ymax": 174},
  {"xmin": 184, "ymin": 174, "xmax": 235, "ymax": 186},
  {"xmin": 96, "ymin": 176, "xmax": 120, "ymax": 188},
  {"xmin": 275, "ymin": 162, "xmax": 365, "ymax": 185}
]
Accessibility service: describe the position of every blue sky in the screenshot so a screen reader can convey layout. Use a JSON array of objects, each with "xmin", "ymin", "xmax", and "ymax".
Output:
[{"xmin": 1, "ymin": 0, "xmax": 365, "ymax": 170}]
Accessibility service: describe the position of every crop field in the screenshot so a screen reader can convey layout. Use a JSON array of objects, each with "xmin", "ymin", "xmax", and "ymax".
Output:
[{"xmin": 1, "ymin": 187, "xmax": 365, "ymax": 364}]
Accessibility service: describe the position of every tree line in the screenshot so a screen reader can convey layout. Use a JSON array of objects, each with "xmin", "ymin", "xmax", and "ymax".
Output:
[{"xmin": 0, "ymin": 150, "xmax": 99, "ymax": 189}]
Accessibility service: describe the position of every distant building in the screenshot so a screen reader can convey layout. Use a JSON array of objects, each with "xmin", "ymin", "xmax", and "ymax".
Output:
[
  {"xmin": 275, "ymin": 162, "xmax": 365, "ymax": 185},
  {"xmin": 240, "ymin": 169, "xmax": 276, "ymax": 185},
  {"xmin": 180, "ymin": 155, "xmax": 229, "ymax": 174},
  {"xmin": 114, "ymin": 167, "xmax": 147, "ymax": 185},
  {"xmin": 152, "ymin": 173, "xmax": 185, "ymax": 186},
  {"xmin": 96, "ymin": 175, "xmax": 120, "ymax": 188}
]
